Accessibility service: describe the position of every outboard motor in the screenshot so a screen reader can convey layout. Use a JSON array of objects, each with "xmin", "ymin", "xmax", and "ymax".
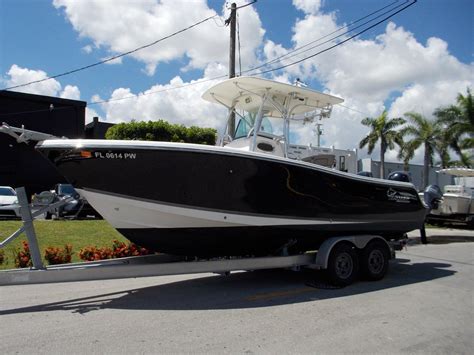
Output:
[{"xmin": 423, "ymin": 184, "xmax": 443, "ymax": 210}]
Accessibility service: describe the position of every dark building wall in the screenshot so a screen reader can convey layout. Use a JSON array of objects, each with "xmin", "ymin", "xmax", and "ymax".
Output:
[
  {"xmin": 85, "ymin": 116, "xmax": 115, "ymax": 139},
  {"xmin": 0, "ymin": 90, "xmax": 86, "ymax": 197}
]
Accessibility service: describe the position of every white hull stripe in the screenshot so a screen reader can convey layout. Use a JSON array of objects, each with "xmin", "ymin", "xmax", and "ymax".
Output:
[{"xmin": 78, "ymin": 189, "xmax": 370, "ymax": 230}]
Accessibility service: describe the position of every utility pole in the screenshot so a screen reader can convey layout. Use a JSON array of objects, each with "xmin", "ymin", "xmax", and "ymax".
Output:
[{"xmin": 227, "ymin": 2, "xmax": 237, "ymax": 137}]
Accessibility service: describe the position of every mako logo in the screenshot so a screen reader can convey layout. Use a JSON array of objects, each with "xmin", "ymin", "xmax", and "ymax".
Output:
[{"xmin": 387, "ymin": 188, "xmax": 417, "ymax": 203}]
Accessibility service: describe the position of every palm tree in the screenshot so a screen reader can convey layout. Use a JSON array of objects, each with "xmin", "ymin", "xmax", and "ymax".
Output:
[
  {"xmin": 434, "ymin": 88, "xmax": 473, "ymax": 166},
  {"xmin": 435, "ymin": 128, "xmax": 455, "ymax": 168},
  {"xmin": 399, "ymin": 112, "xmax": 443, "ymax": 189},
  {"xmin": 359, "ymin": 110, "xmax": 405, "ymax": 178}
]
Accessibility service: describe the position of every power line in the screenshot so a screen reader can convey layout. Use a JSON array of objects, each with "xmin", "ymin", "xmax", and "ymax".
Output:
[
  {"xmin": 236, "ymin": 1, "xmax": 257, "ymax": 10},
  {"xmin": 1, "ymin": 0, "xmax": 416, "ymax": 112},
  {"xmin": 1, "ymin": 13, "xmax": 220, "ymax": 92},
  {"xmin": 89, "ymin": 3, "xmax": 254, "ymax": 107},
  {"xmin": 88, "ymin": 75, "xmax": 227, "ymax": 106},
  {"xmin": 0, "ymin": 105, "xmax": 73, "ymax": 118},
  {"xmin": 226, "ymin": 0, "xmax": 258, "ymax": 11},
  {"xmin": 248, "ymin": 0, "xmax": 417, "ymax": 76},
  {"xmin": 0, "ymin": 87, "xmax": 373, "ymax": 118},
  {"xmin": 337, "ymin": 104, "xmax": 372, "ymax": 117},
  {"xmin": 89, "ymin": 0, "xmax": 416, "ymax": 107},
  {"xmin": 251, "ymin": 0, "xmax": 409, "ymax": 72}
]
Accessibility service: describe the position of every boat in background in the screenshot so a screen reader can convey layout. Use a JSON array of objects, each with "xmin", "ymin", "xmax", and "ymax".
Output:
[
  {"xmin": 424, "ymin": 168, "xmax": 474, "ymax": 228},
  {"xmin": 10, "ymin": 76, "xmax": 427, "ymax": 256}
]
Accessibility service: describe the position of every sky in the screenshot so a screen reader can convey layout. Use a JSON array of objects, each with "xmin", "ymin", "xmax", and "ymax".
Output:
[{"xmin": 1, "ymin": 0, "xmax": 473, "ymax": 164}]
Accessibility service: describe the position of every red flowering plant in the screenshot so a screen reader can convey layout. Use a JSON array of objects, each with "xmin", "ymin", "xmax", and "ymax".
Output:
[
  {"xmin": 79, "ymin": 246, "xmax": 113, "ymax": 261},
  {"xmin": 44, "ymin": 244, "xmax": 73, "ymax": 265},
  {"xmin": 111, "ymin": 239, "xmax": 150, "ymax": 258},
  {"xmin": 14, "ymin": 241, "xmax": 32, "ymax": 268}
]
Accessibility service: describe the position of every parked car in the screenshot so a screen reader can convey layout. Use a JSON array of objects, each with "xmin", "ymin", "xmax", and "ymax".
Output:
[
  {"xmin": 387, "ymin": 171, "xmax": 411, "ymax": 183},
  {"xmin": 0, "ymin": 186, "xmax": 21, "ymax": 219},
  {"xmin": 44, "ymin": 184, "xmax": 102, "ymax": 219}
]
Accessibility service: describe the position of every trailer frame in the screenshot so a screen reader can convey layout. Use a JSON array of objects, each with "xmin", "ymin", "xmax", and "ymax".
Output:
[{"xmin": 0, "ymin": 187, "xmax": 401, "ymax": 286}]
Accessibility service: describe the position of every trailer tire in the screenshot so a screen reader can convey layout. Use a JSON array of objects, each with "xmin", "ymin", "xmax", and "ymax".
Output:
[
  {"xmin": 360, "ymin": 240, "xmax": 390, "ymax": 281},
  {"xmin": 325, "ymin": 242, "xmax": 359, "ymax": 287}
]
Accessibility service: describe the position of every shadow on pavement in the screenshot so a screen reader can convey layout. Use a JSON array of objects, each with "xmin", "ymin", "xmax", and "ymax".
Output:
[
  {"xmin": 409, "ymin": 235, "xmax": 474, "ymax": 245},
  {"xmin": 0, "ymin": 259, "xmax": 455, "ymax": 315}
]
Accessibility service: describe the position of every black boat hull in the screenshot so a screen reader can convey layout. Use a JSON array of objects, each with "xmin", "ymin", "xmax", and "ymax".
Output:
[{"xmin": 37, "ymin": 140, "xmax": 427, "ymax": 256}]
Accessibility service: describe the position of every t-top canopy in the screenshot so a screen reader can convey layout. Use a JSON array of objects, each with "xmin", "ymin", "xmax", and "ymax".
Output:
[{"xmin": 202, "ymin": 76, "xmax": 343, "ymax": 118}]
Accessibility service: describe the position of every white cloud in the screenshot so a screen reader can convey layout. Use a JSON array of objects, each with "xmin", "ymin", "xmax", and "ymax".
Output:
[
  {"xmin": 3, "ymin": 64, "xmax": 62, "ymax": 96},
  {"xmin": 85, "ymin": 107, "xmax": 102, "ymax": 124},
  {"xmin": 86, "ymin": 6, "xmax": 473, "ymax": 166},
  {"xmin": 53, "ymin": 0, "xmax": 264, "ymax": 75},
  {"xmin": 292, "ymin": 0, "xmax": 322, "ymax": 15},
  {"xmin": 11, "ymin": 0, "xmax": 469, "ymax": 169},
  {"xmin": 95, "ymin": 75, "xmax": 227, "ymax": 134},
  {"xmin": 263, "ymin": 40, "xmax": 289, "ymax": 65},
  {"xmin": 388, "ymin": 81, "xmax": 472, "ymax": 119},
  {"xmin": 301, "ymin": 23, "xmax": 472, "ymax": 102},
  {"xmin": 3, "ymin": 65, "xmax": 82, "ymax": 102},
  {"xmin": 202, "ymin": 62, "xmax": 227, "ymax": 79},
  {"xmin": 60, "ymin": 84, "xmax": 81, "ymax": 100},
  {"xmin": 81, "ymin": 44, "xmax": 93, "ymax": 54},
  {"xmin": 278, "ymin": 8, "xmax": 474, "ymax": 165},
  {"xmin": 287, "ymin": 11, "xmax": 340, "ymax": 78}
]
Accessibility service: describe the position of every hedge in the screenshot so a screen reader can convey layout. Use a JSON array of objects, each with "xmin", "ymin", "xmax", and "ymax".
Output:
[{"xmin": 105, "ymin": 120, "xmax": 217, "ymax": 145}]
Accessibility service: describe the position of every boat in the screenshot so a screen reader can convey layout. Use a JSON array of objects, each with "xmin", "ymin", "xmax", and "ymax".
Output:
[
  {"xmin": 32, "ymin": 76, "xmax": 426, "ymax": 256},
  {"xmin": 424, "ymin": 168, "xmax": 474, "ymax": 227}
]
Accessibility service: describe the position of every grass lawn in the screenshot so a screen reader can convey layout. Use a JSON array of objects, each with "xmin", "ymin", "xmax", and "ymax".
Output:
[{"xmin": 0, "ymin": 220, "xmax": 129, "ymax": 270}]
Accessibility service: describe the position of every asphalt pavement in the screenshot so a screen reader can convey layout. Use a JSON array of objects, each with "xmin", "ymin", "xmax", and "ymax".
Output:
[{"xmin": 1, "ymin": 228, "xmax": 473, "ymax": 354}]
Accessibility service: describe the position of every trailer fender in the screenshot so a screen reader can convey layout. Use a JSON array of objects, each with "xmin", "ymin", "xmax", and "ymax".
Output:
[{"xmin": 314, "ymin": 235, "xmax": 389, "ymax": 270}]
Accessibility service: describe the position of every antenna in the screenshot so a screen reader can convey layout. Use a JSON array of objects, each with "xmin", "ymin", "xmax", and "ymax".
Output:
[{"xmin": 313, "ymin": 122, "xmax": 323, "ymax": 147}]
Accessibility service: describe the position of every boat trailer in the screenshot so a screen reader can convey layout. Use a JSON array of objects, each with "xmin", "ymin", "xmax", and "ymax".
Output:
[{"xmin": 0, "ymin": 188, "xmax": 403, "ymax": 287}]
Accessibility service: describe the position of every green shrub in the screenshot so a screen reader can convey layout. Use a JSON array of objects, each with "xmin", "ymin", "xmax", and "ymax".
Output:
[{"xmin": 105, "ymin": 120, "xmax": 217, "ymax": 145}]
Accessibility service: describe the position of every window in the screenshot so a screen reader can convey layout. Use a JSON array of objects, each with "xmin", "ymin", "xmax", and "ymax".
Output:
[
  {"xmin": 0, "ymin": 187, "xmax": 15, "ymax": 196},
  {"xmin": 234, "ymin": 118, "xmax": 251, "ymax": 139},
  {"xmin": 234, "ymin": 114, "xmax": 284, "ymax": 139}
]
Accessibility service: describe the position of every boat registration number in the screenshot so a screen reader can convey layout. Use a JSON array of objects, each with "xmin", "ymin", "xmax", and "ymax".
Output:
[{"xmin": 93, "ymin": 151, "xmax": 137, "ymax": 160}]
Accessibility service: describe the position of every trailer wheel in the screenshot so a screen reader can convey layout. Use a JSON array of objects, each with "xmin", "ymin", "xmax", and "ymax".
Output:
[
  {"xmin": 360, "ymin": 240, "xmax": 390, "ymax": 281},
  {"xmin": 326, "ymin": 243, "xmax": 359, "ymax": 287}
]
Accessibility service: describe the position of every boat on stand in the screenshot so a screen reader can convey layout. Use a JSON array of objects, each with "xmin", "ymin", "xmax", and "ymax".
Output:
[
  {"xmin": 7, "ymin": 76, "xmax": 427, "ymax": 257},
  {"xmin": 423, "ymin": 168, "xmax": 474, "ymax": 227}
]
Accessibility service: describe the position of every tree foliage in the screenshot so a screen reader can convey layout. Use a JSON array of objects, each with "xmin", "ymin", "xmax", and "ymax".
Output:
[
  {"xmin": 105, "ymin": 120, "xmax": 217, "ymax": 145},
  {"xmin": 359, "ymin": 88, "xmax": 473, "ymax": 184},
  {"xmin": 398, "ymin": 112, "xmax": 443, "ymax": 188},
  {"xmin": 359, "ymin": 110, "xmax": 405, "ymax": 178},
  {"xmin": 434, "ymin": 87, "xmax": 473, "ymax": 166}
]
